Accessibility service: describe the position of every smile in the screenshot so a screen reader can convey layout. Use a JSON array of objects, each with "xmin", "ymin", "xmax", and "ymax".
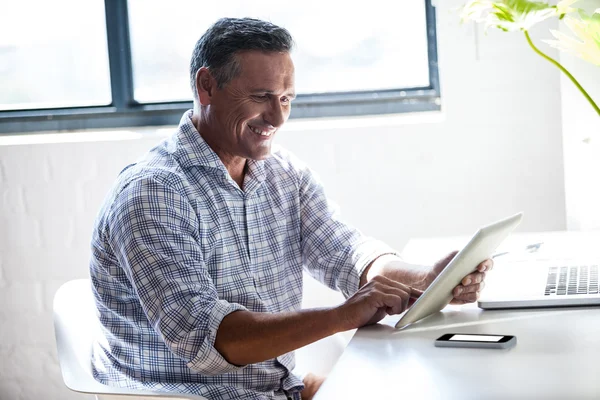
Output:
[{"xmin": 248, "ymin": 124, "xmax": 275, "ymax": 137}]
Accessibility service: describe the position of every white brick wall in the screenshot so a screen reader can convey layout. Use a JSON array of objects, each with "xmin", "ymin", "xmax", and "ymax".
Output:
[{"xmin": 0, "ymin": 7, "xmax": 572, "ymax": 400}]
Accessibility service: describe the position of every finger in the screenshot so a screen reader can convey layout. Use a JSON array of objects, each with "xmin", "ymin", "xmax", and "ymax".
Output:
[
  {"xmin": 410, "ymin": 287, "xmax": 424, "ymax": 299},
  {"xmin": 453, "ymin": 281, "xmax": 485, "ymax": 297},
  {"xmin": 452, "ymin": 291, "xmax": 480, "ymax": 303},
  {"xmin": 377, "ymin": 285, "xmax": 411, "ymax": 303},
  {"xmin": 476, "ymin": 258, "xmax": 494, "ymax": 272},
  {"xmin": 461, "ymin": 271, "xmax": 486, "ymax": 286},
  {"xmin": 371, "ymin": 275, "xmax": 420, "ymax": 298},
  {"xmin": 368, "ymin": 281, "xmax": 412, "ymax": 313},
  {"xmin": 369, "ymin": 276, "xmax": 423, "ymax": 312},
  {"xmin": 407, "ymin": 287, "xmax": 425, "ymax": 307},
  {"xmin": 380, "ymin": 292, "xmax": 409, "ymax": 315}
]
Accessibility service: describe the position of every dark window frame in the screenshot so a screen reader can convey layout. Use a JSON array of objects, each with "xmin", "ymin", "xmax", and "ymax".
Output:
[{"xmin": 0, "ymin": 0, "xmax": 440, "ymax": 135}]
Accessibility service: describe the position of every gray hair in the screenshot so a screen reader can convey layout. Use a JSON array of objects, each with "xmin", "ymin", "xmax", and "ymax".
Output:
[{"xmin": 189, "ymin": 17, "xmax": 294, "ymax": 98}]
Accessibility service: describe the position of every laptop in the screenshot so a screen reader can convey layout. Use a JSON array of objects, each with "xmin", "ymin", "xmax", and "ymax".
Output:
[{"xmin": 478, "ymin": 257, "xmax": 600, "ymax": 309}]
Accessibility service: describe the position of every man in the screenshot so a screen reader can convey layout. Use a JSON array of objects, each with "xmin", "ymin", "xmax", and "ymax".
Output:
[{"xmin": 90, "ymin": 17, "xmax": 491, "ymax": 400}]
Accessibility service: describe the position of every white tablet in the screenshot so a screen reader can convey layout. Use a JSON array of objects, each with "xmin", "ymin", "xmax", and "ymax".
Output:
[{"xmin": 395, "ymin": 212, "xmax": 523, "ymax": 329}]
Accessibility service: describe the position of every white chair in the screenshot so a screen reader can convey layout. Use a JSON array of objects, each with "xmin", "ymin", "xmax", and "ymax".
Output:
[
  {"xmin": 53, "ymin": 279, "xmax": 206, "ymax": 400},
  {"xmin": 53, "ymin": 278, "xmax": 349, "ymax": 399}
]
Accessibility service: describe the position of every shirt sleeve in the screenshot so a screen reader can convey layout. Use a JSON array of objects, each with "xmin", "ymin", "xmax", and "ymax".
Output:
[
  {"xmin": 298, "ymin": 167, "xmax": 400, "ymax": 298},
  {"xmin": 106, "ymin": 175, "xmax": 247, "ymax": 376}
]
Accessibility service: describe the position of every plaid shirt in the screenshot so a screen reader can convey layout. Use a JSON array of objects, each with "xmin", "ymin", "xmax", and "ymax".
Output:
[{"xmin": 89, "ymin": 110, "xmax": 396, "ymax": 399}]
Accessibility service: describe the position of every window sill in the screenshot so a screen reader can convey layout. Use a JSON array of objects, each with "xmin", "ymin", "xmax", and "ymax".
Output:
[{"xmin": 0, "ymin": 111, "xmax": 445, "ymax": 147}]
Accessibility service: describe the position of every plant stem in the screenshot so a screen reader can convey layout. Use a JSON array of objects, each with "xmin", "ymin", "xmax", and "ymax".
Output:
[{"xmin": 524, "ymin": 30, "xmax": 600, "ymax": 117}]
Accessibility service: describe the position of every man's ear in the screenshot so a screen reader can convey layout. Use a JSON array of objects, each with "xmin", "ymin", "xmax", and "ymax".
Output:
[{"xmin": 195, "ymin": 67, "xmax": 215, "ymax": 106}]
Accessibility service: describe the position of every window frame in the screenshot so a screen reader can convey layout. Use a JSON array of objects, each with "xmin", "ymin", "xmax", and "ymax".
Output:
[{"xmin": 0, "ymin": 0, "xmax": 440, "ymax": 135}]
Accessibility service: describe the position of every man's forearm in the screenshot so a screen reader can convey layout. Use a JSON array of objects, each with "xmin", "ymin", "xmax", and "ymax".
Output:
[
  {"xmin": 359, "ymin": 254, "xmax": 405, "ymax": 287},
  {"xmin": 215, "ymin": 255, "xmax": 419, "ymax": 367},
  {"xmin": 360, "ymin": 254, "xmax": 427, "ymax": 287},
  {"xmin": 215, "ymin": 307, "xmax": 343, "ymax": 366}
]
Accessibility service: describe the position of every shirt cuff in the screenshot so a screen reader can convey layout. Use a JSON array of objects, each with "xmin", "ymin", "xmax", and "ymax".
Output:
[
  {"xmin": 187, "ymin": 299, "xmax": 248, "ymax": 376},
  {"xmin": 346, "ymin": 241, "xmax": 401, "ymax": 297}
]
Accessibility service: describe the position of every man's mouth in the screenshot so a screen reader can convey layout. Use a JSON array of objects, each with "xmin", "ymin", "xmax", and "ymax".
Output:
[{"xmin": 248, "ymin": 124, "xmax": 275, "ymax": 137}]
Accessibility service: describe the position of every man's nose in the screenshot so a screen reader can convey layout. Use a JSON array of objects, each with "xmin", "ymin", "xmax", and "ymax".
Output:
[{"xmin": 264, "ymin": 98, "xmax": 287, "ymax": 128}]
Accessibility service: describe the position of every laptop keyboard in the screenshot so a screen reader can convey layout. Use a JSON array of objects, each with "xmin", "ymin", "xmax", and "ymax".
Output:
[{"xmin": 545, "ymin": 265, "xmax": 599, "ymax": 296}]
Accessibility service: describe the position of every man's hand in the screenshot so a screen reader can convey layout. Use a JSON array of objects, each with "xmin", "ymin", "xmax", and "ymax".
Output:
[
  {"xmin": 335, "ymin": 275, "xmax": 424, "ymax": 330},
  {"xmin": 426, "ymin": 251, "xmax": 494, "ymax": 305},
  {"xmin": 363, "ymin": 252, "xmax": 494, "ymax": 309}
]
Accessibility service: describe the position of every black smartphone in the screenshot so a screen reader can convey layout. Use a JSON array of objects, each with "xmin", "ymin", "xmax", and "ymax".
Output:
[{"xmin": 434, "ymin": 333, "xmax": 517, "ymax": 349}]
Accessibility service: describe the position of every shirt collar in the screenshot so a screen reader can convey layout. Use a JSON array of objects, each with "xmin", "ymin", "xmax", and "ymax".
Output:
[{"xmin": 170, "ymin": 110, "xmax": 266, "ymax": 184}]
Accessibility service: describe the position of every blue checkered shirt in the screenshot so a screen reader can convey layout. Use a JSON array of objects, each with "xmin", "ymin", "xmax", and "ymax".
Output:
[{"xmin": 89, "ymin": 110, "xmax": 396, "ymax": 399}]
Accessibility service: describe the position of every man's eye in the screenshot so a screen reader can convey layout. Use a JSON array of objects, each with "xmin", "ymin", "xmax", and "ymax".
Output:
[
  {"xmin": 252, "ymin": 95, "xmax": 268, "ymax": 101},
  {"xmin": 281, "ymin": 97, "xmax": 291, "ymax": 104}
]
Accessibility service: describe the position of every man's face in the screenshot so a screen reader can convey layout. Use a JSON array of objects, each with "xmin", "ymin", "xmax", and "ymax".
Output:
[{"xmin": 206, "ymin": 51, "xmax": 296, "ymax": 161}]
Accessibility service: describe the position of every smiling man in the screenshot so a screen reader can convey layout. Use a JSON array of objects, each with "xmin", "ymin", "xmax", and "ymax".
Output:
[
  {"xmin": 192, "ymin": 49, "xmax": 295, "ymax": 188},
  {"xmin": 89, "ymin": 18, "xmax": 492, "ymax": 400}
]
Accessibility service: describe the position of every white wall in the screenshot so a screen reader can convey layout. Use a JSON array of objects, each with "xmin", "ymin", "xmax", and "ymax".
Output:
[
  {"xmin": 559, "ymin": 0, "xmax": 600, "ymax": 231},
  {"xmin": 0, "ymin": 5, "xmax": 568, "ymax": 400}
]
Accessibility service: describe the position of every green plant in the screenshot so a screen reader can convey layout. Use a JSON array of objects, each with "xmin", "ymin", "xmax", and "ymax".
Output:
[
  {"xmin": 546, "ymin": 8, "xmax": 600, "ymax": 65},
  {"xmin": 461, "ymin": 0, "xmax": 600, "ymax": 117}
]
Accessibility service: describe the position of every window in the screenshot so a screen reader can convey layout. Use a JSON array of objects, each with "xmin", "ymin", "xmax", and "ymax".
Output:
[
  {"xmin": 0, "ymin": 0, "xmax": 111, "ymax": 110},
  {"xmin": 0, "ymin": 0, "xmax": 440, "ymax": 134}
]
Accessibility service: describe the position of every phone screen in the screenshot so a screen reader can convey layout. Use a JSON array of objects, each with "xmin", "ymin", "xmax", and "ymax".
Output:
[{"xmin": 449, "ymin": 334, "xmax": 504, "ymax": 342}]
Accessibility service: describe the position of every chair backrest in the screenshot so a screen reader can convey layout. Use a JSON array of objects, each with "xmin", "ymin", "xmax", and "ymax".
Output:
[{"xmin": 53, "ymin": 279, "xmax": 206, "ymax": 399}]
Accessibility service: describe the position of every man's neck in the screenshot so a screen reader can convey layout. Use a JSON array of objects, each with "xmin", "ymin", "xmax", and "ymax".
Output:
[
  {"xmin": 224, "ymin": 158, "xmax": 247, "ymax": 189},
  {"xmin": 192, "ymin": 112, "xmax": 246, "ymax": 189}
]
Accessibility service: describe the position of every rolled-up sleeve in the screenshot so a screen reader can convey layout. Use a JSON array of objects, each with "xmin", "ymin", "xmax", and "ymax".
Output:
[
  {"xmin": 107, "ymin": 175, "xmax": 246, "ymax": 376},
  {"xmin": 298, "ymin": 168, "xmax": 400, "ymax": 298}
]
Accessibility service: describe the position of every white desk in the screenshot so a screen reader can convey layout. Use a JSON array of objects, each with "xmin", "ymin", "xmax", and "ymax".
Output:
[{"xmin": 314, "ymin": 231, "xmax": 600, "ymax": 400}]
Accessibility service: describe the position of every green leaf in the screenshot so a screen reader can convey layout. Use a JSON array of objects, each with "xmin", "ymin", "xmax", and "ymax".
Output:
[{"xmin": 461, "ymin": 0, "xmax": 570, "ymax": 31}]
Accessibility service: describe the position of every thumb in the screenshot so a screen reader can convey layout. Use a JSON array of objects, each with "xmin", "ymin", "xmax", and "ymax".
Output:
[{"xmin": 432, "ymin": 250, "xmax": 459, "ymax": 274}]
